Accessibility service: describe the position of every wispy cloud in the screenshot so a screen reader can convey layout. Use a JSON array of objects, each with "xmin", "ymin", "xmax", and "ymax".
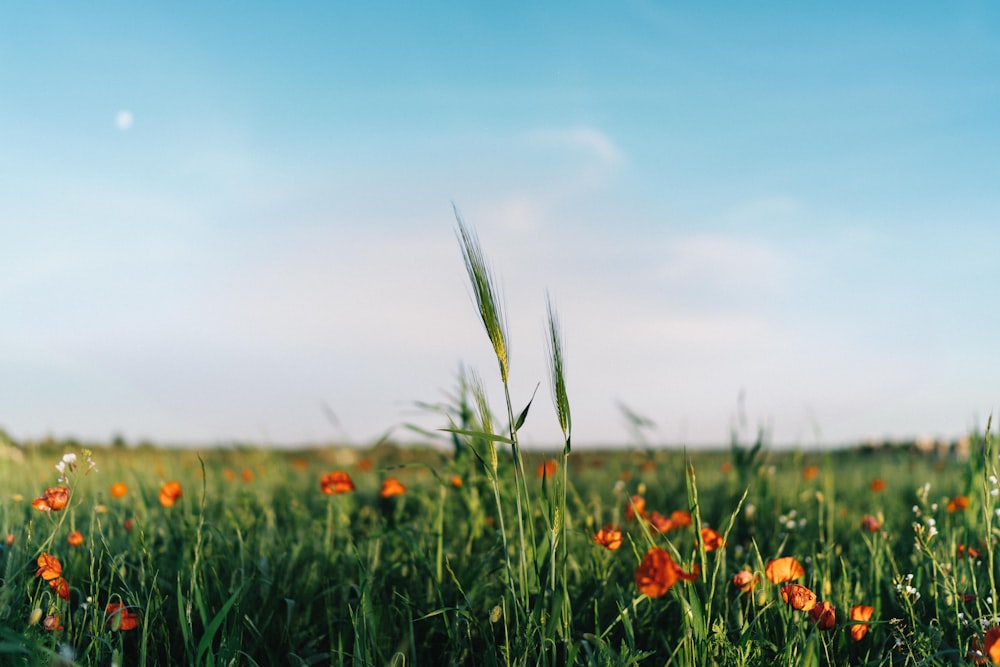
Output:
[{"xmin": 525, "ymin": 125, "xmax": 625, "ymax": 165}]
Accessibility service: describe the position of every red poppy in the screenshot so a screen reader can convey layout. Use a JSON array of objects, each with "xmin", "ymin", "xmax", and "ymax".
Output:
[
  {"xmin": 110, "ymin": 482, "xmax": 128, "ymax": 499},
  {"xmin": 869, "ymin": 478, "xmax": 886, "ymax": 492},
  {"xmin": 380, "ymin": 477, "xmax": 406, "ymax": 498},
  {"xmin": 809, "ymin": 600, "xmax": 836, "ymax": 630},
  {"xmin": 958, "ymin": 544, "xmax": 982, "ymax": 561},
  {"xmin": 35, "ymin": 553, "xmax": 62, "ymax": 581},
  {"xmin": 732, "ymin": 570, "xmax": 759, "ymax": 594},
  {"xmin": 624, "ymin": 495, "xmax": 646, "ymax": 521},
  {"xmin": 850, "ymin": 604, "xmax": 874, "ymax": 641},
  {"xmin": 42, "ymin": 614, "xmax": 64, "ymax": 632},
  {"xmin": 159, "ymin": 481, "xmax": 183, "ymax": 507},
  {"xmin": 860, "ymin": 515, "xmax": 881, "ymax": 533},
  {"xmin": 765, "ymin": 556, "xmax": 804, "ymax": 584},
  {"xmin": 802, "ymin": 465, "xmax": 819, "ymax": 481},
  {"xmin": 49, "ymin": 577, "xmax": 70, "ymax": 601},
  {"xmin": 106, "ymin": 603, "xmax": 139, "ymax": 631},
  {"xmin": 983, "ymin": 626, "xmax": 1000, "ymax": 664},
  {"xmin": 780, "ymin": 584, "xmax": 818, "ymax": 611},
  {"xmin": 31, "ymin": 486, "xmax": 69, "ymax": 512},
  {"xmin": 320, "ymin": 471, "xmax": 355, "ymax": 495},
  {"xmin": 537, "ymin": 460, "xmax": 557, "ymax": 479},
  {"xmin": 593, "ymin": 525, "xmax": 623, "ymax": 551},
  {"xmin": 700, "ymin": 527, "xmax": 724, "ymax": 552},
  {"xmin": 67, "ymin": 530, "xmax": 84, "ymax": 547},
  {"xmin": 449, "ymin": 475, "xmax": 463, "ymax": 488},
  {"xmin": 635, "ymin": 547, "xmax": 698, "ymax": 598},
  {"xmin": 947, "ymin": 495, "xmax": 970, "ymax": 513},
  {"xmin": 241, "ymin": 468, "xmax": 254, "ymax": 483}
]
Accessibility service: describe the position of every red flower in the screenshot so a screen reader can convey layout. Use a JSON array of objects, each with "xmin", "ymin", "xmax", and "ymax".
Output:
[
  {"xmin": 159, "ymin": 481, "xmax": 183, "ymax": 507},
  {"xmin": 809, "ymin": 600, "xmax": 836, "ymax": 630},
  {"xmin": 634, "ymin": 547, "xmax": 698, "ymax": 598},
  {"xmin": 67, "ymin": 530, "xmax": 84, "ymax": 547},
  {"xmin": 42, "ymin": 614, "xmax": 64, "ymax": 631},
  {"xmin": 593, "ymin": 525, "xmax": 623, "ymax": 551},
  {"xmin": 780, "ymin": 584, "xmax": 817, "ymax": 611},
  {"xmin": 31, "ymin": 486, "xmax": 69, "ymax": 512},
  {"xmin": 765, "ymin": 556, "xmax": 804, "ymax": 584},
  {"xmin": 860, "ymin": 515, "xmax": 881, "ymax": 533},
  {"xmin": 959, "ymin": 543, "xmax": 982, "ymax": 559},
  {"xmin": 869, "ymin": 478, "xmax": 886, "ymax": 492},
  {"xmin": 320, "ymin": 471, "xmax": 355, "ymax": 495},
  {"xmin": 35, "ymin": 553, "xmax": 63, "ymax": 581},
  {"xmin": 700, "ymin": 527, "xmax": 724, "ymax": 552},
  {"xmin": 946, "ymin": 495, "xmax": 970, "ymax": 513},
  {"xmin": 537, "ymin": 460, "xmax": 557, "ymax": 479},
  {"xmin": 380, "ymin": 477, "xmax": 406, "ymax": 498},
  {"xmin": 802, "ymin": 465, "xmax": 819, "ymax": 481},
  {"xmin": 50, "ymin": 577, "xmax": 70, "ymax": 601},
  {"xmin": 624, "ymin": 495, "xmax": 646, "ymax": 521},
  {"xmin": 732, "ymin": 570, "xmax": 759, "ymax": 594},
  {"xmin": 106, "ymin": 603, "xmax": 139, "ymax": 631},
  {"xmin": 850, "ymin": 604, "xmax": 874, "ymax": 641}
]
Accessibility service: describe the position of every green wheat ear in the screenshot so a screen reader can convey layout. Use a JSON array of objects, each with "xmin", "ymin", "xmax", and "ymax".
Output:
[
  {"xmin": 455, "ymin": 208, "xmax": 510, "ymax": 383},
  {"xmin": 546, "ymin": 294, "xmax": 571, "ymax": 451}
]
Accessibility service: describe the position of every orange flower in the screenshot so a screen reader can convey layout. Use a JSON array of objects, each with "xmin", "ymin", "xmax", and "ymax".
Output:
[
  {"xmin": 648, "ymin": 509, "xmax": 692, "ymax": 533},
  {"xmin": 593, "ymin": 525, "xmax": 623, "ymax": 551},
  {"xmin": 67, "ymin": 530, "xmax": 84, "ymax": 547},
  {"xmin": 35, "ymin": 553, "xmax": 63, "ymax": 581},
  {"xmin": 537, "ymin": 460, "xmax": 557, "ymax": 479},
  {"xmin": 809, "ymin": 600, "xmax": 836, "ymax": 630},
  {"xmin": 983, "ymin": 626, "xmax": 1000, "ymax": 664},
  {"xmin": 647, "ymin": 511, "xmax": 673, "ymax": 532},
  {"xmin": 159, "ymin": 481, "xmax": 183, "ymax": 507},
  {"xmin": 31, "ymin": 486, "xmax": 69, "ymax": 512},
  {"xmin": 720, "ymin": 461, "xmax": 733, "ymax": 475},
  {"xmin": 850, "ymin": 604, "xmax": 874, "ymax": 641},
  {"xmin": 624, "ymin": 495, "xmax": 646, "ymax": 521},
  {"xmin": 802, "ymin": 465, "xmax": 819, "ymax": 481},
  {"xmin": 860, "ymin": 515, "xmax": 881, "ymax": 533},
  {"xmin": 223, "ymin": 468, "xmax": 237, "ymax": 482},
  {"xmin": 320, "ymin": 471, "xmax": 355, "ymax": 495},
  {"xmin": 765, "ymin": 556, "xmax": 805, "ymax": 584},
  {"xmin": 947, "ymin": 495, "xmax": 970, "ymax": 513},
  {"xmin": 241, "ymin": 468, "xmax": 254, "ymax": 483},
  {"xmin": 106, "ymin": 602, "xmax": 139, "ymax": 631},
  {"xmin": 634, "ymin": 547, "xmax": 698, "ymax": 598},
  {"xmin": 50, "ymin": 577, "xmax": 70, "ymax": 601},
  {"xmin": 42, "ymin": 614, "xmax": 64, "ymax": 631},
  {"xmin": 110, "ymin": 482, "xmax": 128, "ymax": 499},
  {"xmin": 357, "ymin": 457, "xmax": 374, "ymax": 472},
  {"xmin": 380, "ymin": 477, "xmax": 406, "ymax": 498},
  {"xmin": 869, "ymin": 478, "xmax": 886, "ymax": 492},
  {"xmin": 780, "ymin": 584, "xmax": 818, "ymax": 611},
  {"xmin": 449, "ymin": 475, "xmax": 463, "ymax": 488},
  {"xmin": 959, "ymin": 543, "xmax": 982, "ymax": 559},
  {"xmin": 700, "ymin": 527, "xmax": 724, "ymax": 552},
  {"xmin": 732, "ymin": 570, "xmax": 759, "ymax": 594}
]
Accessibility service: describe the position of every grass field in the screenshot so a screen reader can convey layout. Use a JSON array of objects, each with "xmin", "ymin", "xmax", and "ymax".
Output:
[
  {"xmin": 3, "ymin": 221, "xmax": 998, "ymax": 666},
  {"xmin": 0, "ymin": 432, "xmax": 994, "ymax": 666}
]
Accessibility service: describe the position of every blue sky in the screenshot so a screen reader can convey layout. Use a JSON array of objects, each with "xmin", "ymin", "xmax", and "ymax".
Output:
[{"xmin": 2, "ymin": 2, "xmax": 1000, "ymax": 448}]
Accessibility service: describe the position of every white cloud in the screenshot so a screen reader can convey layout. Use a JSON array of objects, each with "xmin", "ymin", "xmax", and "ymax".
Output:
[{"xmin": 526, "ymin": 125, "xmax": 624, "ymax": 165}]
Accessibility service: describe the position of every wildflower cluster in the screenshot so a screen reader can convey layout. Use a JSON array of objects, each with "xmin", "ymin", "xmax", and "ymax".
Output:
[{"xmin": 763, "ymin": 556, "xmax": 874, "ymax": 639}]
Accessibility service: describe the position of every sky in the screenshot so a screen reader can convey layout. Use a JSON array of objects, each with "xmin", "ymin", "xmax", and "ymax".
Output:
[{"xmin": 2, "ymin": 2, "xmax": 1000, "ymax": 449}]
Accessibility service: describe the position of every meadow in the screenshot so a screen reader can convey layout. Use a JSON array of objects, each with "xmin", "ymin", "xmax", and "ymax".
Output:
[{"xmin": 2, "ymin": 221, "xmax": 999, "ymax": 666}]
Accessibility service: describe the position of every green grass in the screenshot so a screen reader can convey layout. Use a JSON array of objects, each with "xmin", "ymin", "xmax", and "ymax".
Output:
[{"xmin": 1, "ymin": 219, "xmax": 997, "ymax": 665}]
